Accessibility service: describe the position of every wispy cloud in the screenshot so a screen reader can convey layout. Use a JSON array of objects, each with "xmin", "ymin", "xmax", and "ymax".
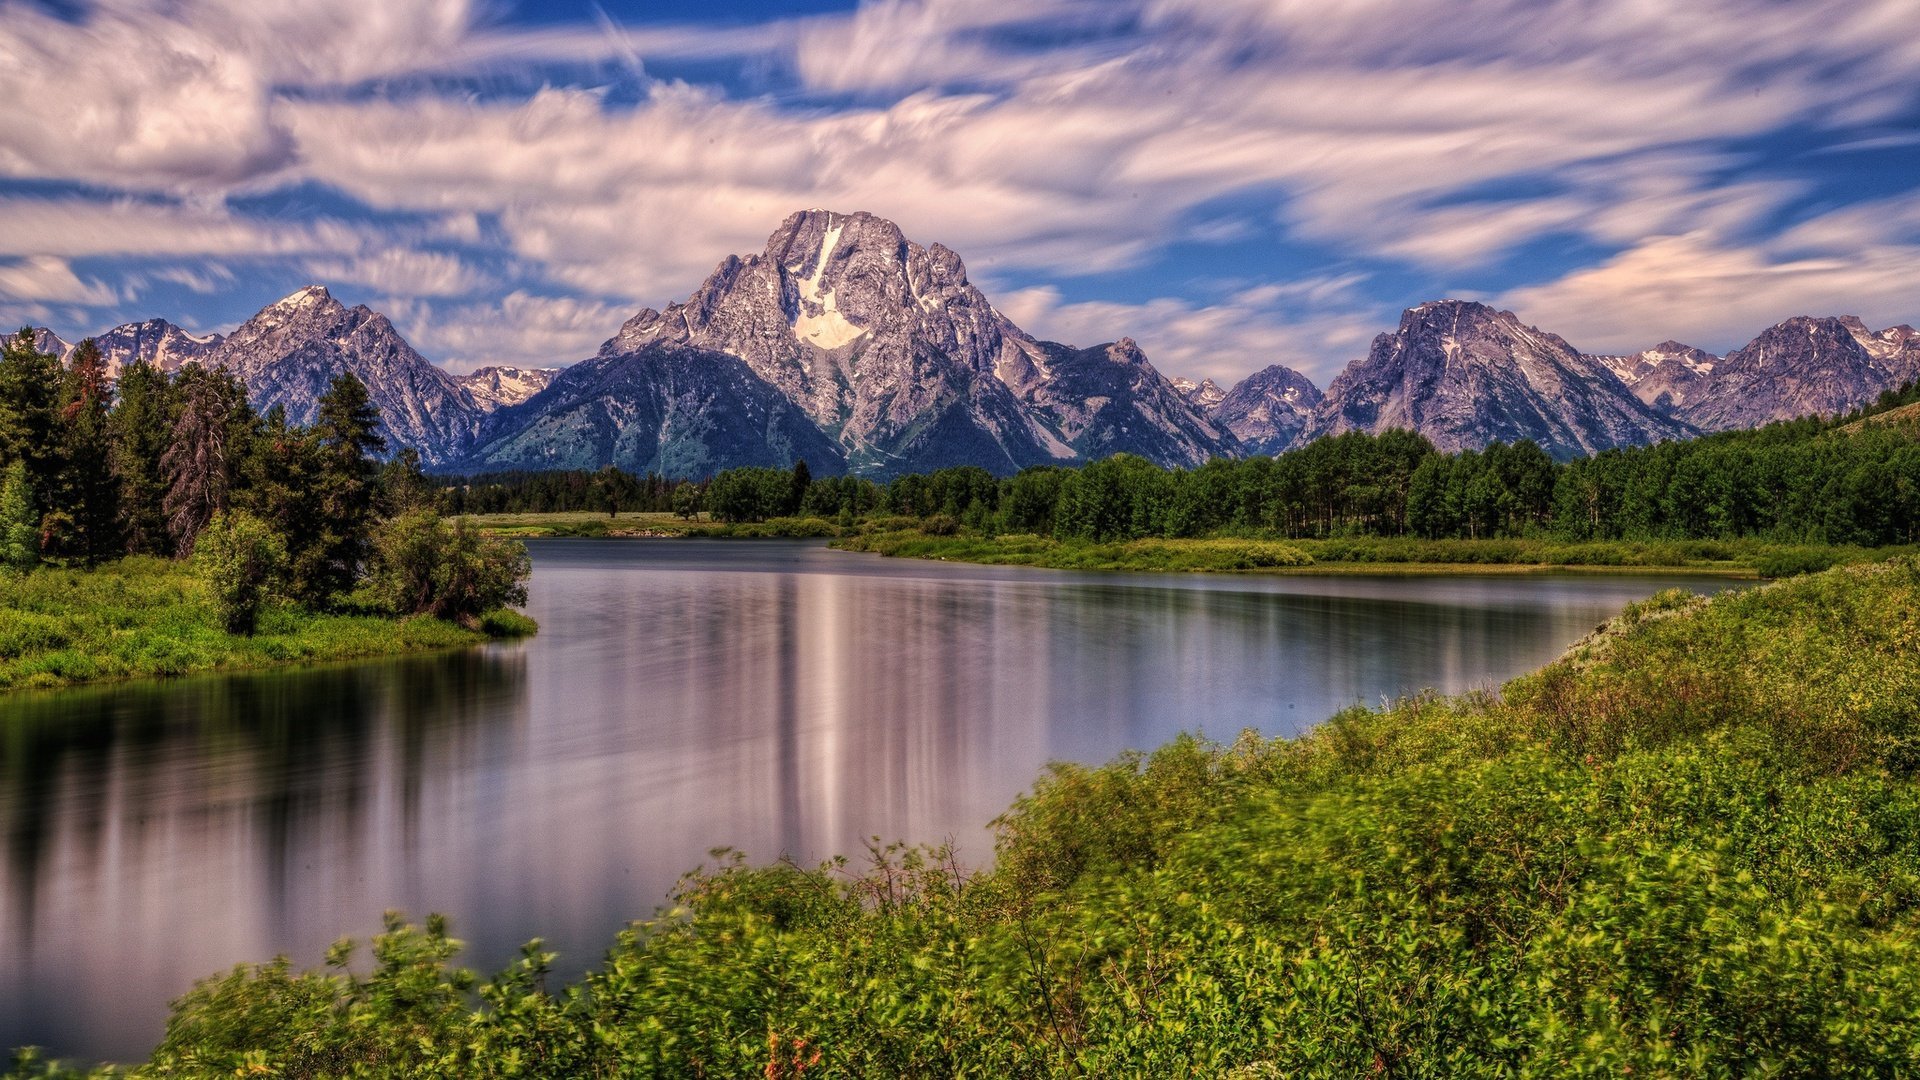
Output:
[{"xmin": 1, "ymin": 0, "xmax": 1917, "ymax": 377}]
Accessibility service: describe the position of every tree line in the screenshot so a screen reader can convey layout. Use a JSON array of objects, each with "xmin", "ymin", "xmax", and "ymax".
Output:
[
  {"xmin": 685, "ymin": 382, "xmax": 1920, "ymax": 546},
  {"xmin": 439, "ymin": 468, "xmax": 681, "ymax": 517},
  {"xmin": 0, "ymin": 329, "xmax": 528, "ymax": 632}
]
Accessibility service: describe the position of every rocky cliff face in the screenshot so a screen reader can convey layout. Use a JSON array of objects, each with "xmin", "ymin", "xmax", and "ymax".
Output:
[
  {"xmin": 1676, "ymin": 316, "xmax": 1912, "ymax": 432},
  {"xmin": 1310, "ymin": 300, "xmax": 1690, "ymax": 458},
  {"xmin": 459, "ymin": 366, "xmax": 559, "ymax": 412},
  {"xmin": 93, "ymin": 318, "xmax": 223, "ymax": 376},
  {"xmin": 1210, "ymin": 364, "xmax": 1322, "ymax": 455},
  {"xmin": 1590, "ymin": 341, "xmax": 1718, "ymax": 412},
  {"xmin": 465, "ymin": 343, "xmax": 845, "ymax": 477},
  {"xmin": 203, "ymin": 286, "xmax": 484, "ymax": 465}
]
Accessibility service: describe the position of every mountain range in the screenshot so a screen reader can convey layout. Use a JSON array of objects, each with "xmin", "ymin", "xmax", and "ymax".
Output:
[{"xmin": 23, "ymin": 209, "xmax": 1919, "ymax": 474}]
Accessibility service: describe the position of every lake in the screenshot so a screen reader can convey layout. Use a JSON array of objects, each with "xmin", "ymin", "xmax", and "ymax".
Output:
[{"xmin": 0, "ymin": 539, "xmax": 1742, "ymax": 1061}]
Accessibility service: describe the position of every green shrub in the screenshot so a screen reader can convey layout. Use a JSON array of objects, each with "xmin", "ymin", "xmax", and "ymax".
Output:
[
  {"xmin": 192, "ymin": 510, "xmax": 286, "ymax": 636},
  {"xmin": 363, "ymin": 512, "xmax": 531, "ymax": 626},
  {"xmin": 1755, "ymin": 547, "xmax": 1841, "ymax": 578}
]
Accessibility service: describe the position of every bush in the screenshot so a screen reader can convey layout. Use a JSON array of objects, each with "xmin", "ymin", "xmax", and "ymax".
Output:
[
  {"xmin": 1755, "ymin": 547, "xmax": 1841, "ymax": 578},
  {"xmin": 0, "ymin": 461, "xmax": 36, "ymax": 572},
  {"xmin": 192, "ymin": 510, "xmax": 286, "ymax": 635},
  {"xmin": 364, "ymin": 512, "xmax": 531, "ymax": 626}
]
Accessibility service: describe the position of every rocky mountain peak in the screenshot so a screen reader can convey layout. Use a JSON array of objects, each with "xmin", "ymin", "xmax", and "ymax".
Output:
[
  {"xmin": 1312, "ymin": 300, "xmax": 1685, "ymax": 457},
  {"xmin": 94, "ymin": 318, "xmax": 223, "ymax": 375},
  {"xmin": 494, "ymin": 208, "xmax": 1227, "ymax": 475},
  {"xmin": 1678, "ymin": 315, "xmax": 1891, "ymax": 432},
  {"xmin": 199, "ymin": 286, "xmax": 481, "ymax": 464},
  {"xmin": 1172, "ymin": 377, "xmax": 1227, "ymax": 410},
  {"xmin": 1211, "ymin": 364, "xmax": 1323, "ymax": 455}
]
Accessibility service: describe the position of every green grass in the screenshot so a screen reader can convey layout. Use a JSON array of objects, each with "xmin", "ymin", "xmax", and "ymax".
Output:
[
  {"xmin": 20, "ymin": 558, "xmax": 1920, "ymax": 1076},
  {"xmin": 835, "ymin": 528, "xmax": 1918, "ymax": 576},
  {"xmin": 0, "ymin": 558, "xmax": 532, "ymax": 693}
]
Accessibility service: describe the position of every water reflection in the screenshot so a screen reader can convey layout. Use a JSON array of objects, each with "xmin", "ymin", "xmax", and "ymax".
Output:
[{"xmin": 0, "ymin": 539, "xmax": 1738, "ymax": 1061}]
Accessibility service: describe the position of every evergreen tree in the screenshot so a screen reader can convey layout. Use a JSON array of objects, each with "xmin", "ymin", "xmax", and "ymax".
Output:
[
  {"xmin": 110, "ymin": 358, "xmax": 179, "ymax": 556},
  {"xmin": 297, "ymin": 372, "xmax": 385, "ymax": 605},
  {"xmin": 161, "ymin": 366, "xmax": 250, "ymax": 553},
  {"xmin": 0, "ymin": 329, "xmax": 63, "ymax": 497},
  {"xmin": 48, "ymin": 339, "xmax": 120, "ymax": 564}
]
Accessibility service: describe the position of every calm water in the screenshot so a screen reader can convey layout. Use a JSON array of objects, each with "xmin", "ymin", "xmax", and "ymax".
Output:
[{"xmin": 0, "ymin": 539, "xmax": 1742, "ymax": 1061}]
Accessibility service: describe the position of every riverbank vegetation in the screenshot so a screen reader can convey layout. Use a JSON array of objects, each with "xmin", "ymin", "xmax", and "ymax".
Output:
[
  {"xmin": 0, "ymin": 330, "xmax": 534, "ymax": 691},
  {"xmin": 15, "ymin": 556, "xmax": 1920, "ymax": 1075},
  {"xmin": 0, "ymin": 558, "xmax": 492, "ymax": 692}
]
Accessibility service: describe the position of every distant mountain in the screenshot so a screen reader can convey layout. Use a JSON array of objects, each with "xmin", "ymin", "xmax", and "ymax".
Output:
[
  {"xmin": 1171, "ymin": 377, "xmax": 1226, "ymax": 410},
  {"xmin": 1590, "ymin": 341, "xmax": 1718, "ymax": 412},
  {"xmin": 1210, "ymin": 364, "xmax": 1322, "ymax": 455},
  {"xmin": 27, "ymin": 327, "xmax": 72, "ymax": 361},
  {"xmin": 93, "ymin": 318, "xmax": 223, "ymax": 376},
  {"xmin": 203, "ymin": 286, "xmax": 484, "ymax": 465},
  {"xmin": 465, "ymin": 343, "xmax": 844, "ymax": 476},
  {"xmin": 1309, "ymin": 300, "xmax": 1690, "ymax": 458},
  {"xmin": 1675, "ymin": 316, "xmax": 1914, "ymax": 433},
  {"xmin": 459, "ymin": 366, "xmax": 558, "ymax": 412},
  {"xmin": 997, "ymin": 337, "xmax": 1236, "ymax": 466}
]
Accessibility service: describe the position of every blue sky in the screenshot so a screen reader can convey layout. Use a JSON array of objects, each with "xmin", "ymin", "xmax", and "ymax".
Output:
[{"xmin": 2, "ymin": 0, "xmax": 1918, "ymax": 386}]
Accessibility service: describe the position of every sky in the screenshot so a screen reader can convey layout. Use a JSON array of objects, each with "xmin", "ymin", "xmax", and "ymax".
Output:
[{"xmin": 2, "ymin": 0, "xmax": 1919, "ymax": 387}]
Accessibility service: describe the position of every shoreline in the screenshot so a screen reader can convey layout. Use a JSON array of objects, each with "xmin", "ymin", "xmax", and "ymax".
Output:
[
  {"xmin": 461, "ymin": 511, "xmax": 1910, "ymax": 578},
  {"xmin": 0, "ymin": 558, "xmax": 535, "ymax": 696}
]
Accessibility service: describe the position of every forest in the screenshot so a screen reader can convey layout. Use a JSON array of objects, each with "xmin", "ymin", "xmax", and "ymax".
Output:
[{"xmin": 681, "ymin": 382, "xmax": 1920, "ymax": 548}]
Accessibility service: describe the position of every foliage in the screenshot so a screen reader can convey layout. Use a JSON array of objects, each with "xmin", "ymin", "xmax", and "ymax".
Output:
[
  {"xmin": 33, "ymin": 559, "xmax": 1920, "ymax": 1076},
  {"xmin": 0, "ymin": 558, "xmax": 514, "ymax": 693},
  {"xmin": 0, "ymin": 461, "xmax": 36, "ymax": 572},
  {"xmin": 440, "ymin": 468, "xmax": 684, "ymax": 516},
  {"xmin": 362, "ymin": 512, "xmax": 531, "ymax": 625},
  {"xmin": 192, "ymin": 510, "xmax": 287, "ymax": 635}
]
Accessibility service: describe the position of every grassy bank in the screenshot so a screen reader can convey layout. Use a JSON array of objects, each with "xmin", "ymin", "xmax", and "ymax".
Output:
[
  {"xmin": 465, "ymin": 510, "xmax": 843, "ymax": 539},
  {"xmin": 835, "ymin": 528, "xmax": 1915, "ymax": 576},
  {"xmin": 19, "ymin": 558, "xmax": 1920, "ymax": 1076},
  {"xmin": 0, "ymin": 558, "xmax": 533, "ymax": 693}
]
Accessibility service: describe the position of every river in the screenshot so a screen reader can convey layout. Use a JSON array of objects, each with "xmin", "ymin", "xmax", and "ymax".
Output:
[{"xmin": 0, "ymin": 538, "xmax": 1742, "ymax": 1060}]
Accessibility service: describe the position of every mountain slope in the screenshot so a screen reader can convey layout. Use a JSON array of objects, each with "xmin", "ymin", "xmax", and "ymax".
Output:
[
  {"xmin": 1211, "ymin": 364, "xmax": 1323, "ymax": 455},
  {"xmin": 1678, "ymin": 316, "xmax": 1903, "ymax": 432},
  {"xmin": 1311, "ymin": 300, "xmax": 1690, "ymax": 458},
  {"xmin": 465, "ymin": 343, "xmax": 844, "ymax": 476},
  {"xmin": 203, "ymin": 286, "xmax": 483, "ymax": 464}
]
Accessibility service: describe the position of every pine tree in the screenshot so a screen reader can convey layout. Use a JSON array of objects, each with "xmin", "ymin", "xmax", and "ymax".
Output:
[
  {"xmin": 48, "ymin": 339, "xmax": 121, "ymax": 564},
  {"xmin": 162, "ymin": 366, "xmax": 249, "ymax": 553},
  {"xmin": 296, "ymin": 372, "xmax": 385, "ymax": 605},
  {"xmin": 0, "ymin": 329, "xmax": 63, "ymax": 497},
  {"xmin": 110, "ymin": 359, "xmax": 180, "ymax": 556}
]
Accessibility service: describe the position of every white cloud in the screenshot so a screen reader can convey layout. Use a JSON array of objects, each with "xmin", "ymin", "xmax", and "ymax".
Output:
[
  {"xmin": 306, "ymin": 248, "xmax": 494, "ymax": 298},
  {"xmin": 387, "ymin": 291, "xmax": 631, "ymax": 373},
  {"xmin": 1500, "ymin": 201, "xmax": 1920, "ymax": 354},
  {"xmin": 0, "ymin": 257, "xmax": 120, "ymax": 306},
  {"xmin": 0, "ymin": 0, "xmax": 1917, "ymax": 373},
  {"xmin": 997, "ymin": 279, "xmax": 1380, "ymax": 387}
]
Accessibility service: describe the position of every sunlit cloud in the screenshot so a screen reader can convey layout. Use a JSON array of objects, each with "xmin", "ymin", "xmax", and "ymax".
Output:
[{"xmin": 0, "ymin": 0, "xmax": 1915, "ymax": 377}]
